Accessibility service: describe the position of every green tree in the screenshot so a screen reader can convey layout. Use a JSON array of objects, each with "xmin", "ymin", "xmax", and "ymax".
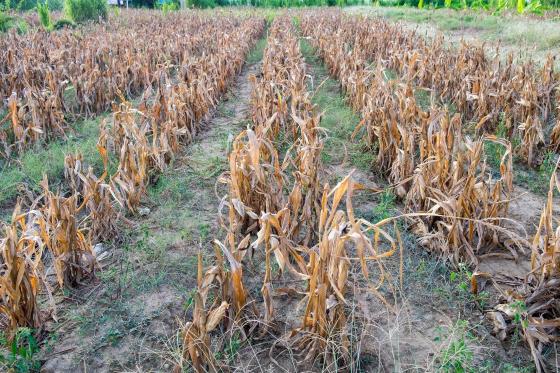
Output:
[
  {"xmin": 37, "ymin": 1, "xmax": 52, "ymax": 30},
  {"xmin": 64, "ymin": 0, "xmax": 107, "ymax": 23}
]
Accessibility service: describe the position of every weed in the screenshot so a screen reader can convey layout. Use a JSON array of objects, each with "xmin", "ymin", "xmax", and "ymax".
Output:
[
  {"xmin": 433, "ymin": 320, "xmax": 475, "ymax": 373},
  {"xmin": 485, "ymin": 119, "xmax": 508, "ymax": 170},
  {"xmin": 508, "ymin": 300, "xmax": 529, "ymax": 345},
  {"xmin": 182, "ymin": 290, "xmax": 196, "ymax": 312},
  {"xmin": 350, "ymin": 148, "xmax": 376, "ymax": 171},
  {"xmin": 517, "ymin": 151, "xmax": 558, "ymax": 194},
  {"xmin": 371, "ymin": 190, "xmax": 396, "ymax": 222},
  {"xmin": 539, "ymin": 151, "xmax": 558, "ymax": 184},
  {"xmin": 149, "ymin": 174, "xmax": 195, "ymax": 203},
  {"xmin": 197, "ymin": 222, "xmax": 211, "ymax": 242},
  {"xmin": 105, "ymin": 328, "xmax": 123, "ymax": 347},
  {"xmin": 136, "ymin": 224, "xmax": 151, "ymax": 253},
  {"xmin": 450, "ymin": 264, "xmax": 490, "ymax": 309},
  {"xmin": 246, "ymin": 34, "xmax": 268, "ymax": 65},
  {"xmin": 478, "ymin": 358, "xmax": 535, "ymax": 372},
  {"xmin": 40, "ymin": 332, "xmax": 59, "ymax": 355},
  {"xmin": 0, "ymin": 117, "xmax": 104, "ymax": 204},
  {"xmin": 0, "ymin": 328, "xmax": 40, "ymax": 373},
  {"xmin": 225, "ymin": 334, "xmax": 242, "ymax": 362}
]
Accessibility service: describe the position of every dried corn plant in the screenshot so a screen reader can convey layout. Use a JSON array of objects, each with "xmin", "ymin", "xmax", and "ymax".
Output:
[
  {"xmin": 0, "ymin": 13, "xmax": 265, "ymax": 341},
  {"xmin": 0, "ymin": 90, "xmax": 66, "ymax": 156},
  {"xmin": 302, "ymin": 9, "xmax": 558, "ymax": 167},
  {"xmin": 219, "ymin": 15, "xmax": 321, "ymax": 242},
  {"xmin": 406, "ymin": 120, "xmax": 516, "ymax": 264},
  {"xmin": 102, "ymin": 104, "xmax": 151, "ymax": 213},
  {"xmin": 550, "ymin": 115, "xmax": 560, "ymax": 153},
  {"xmin": 178, "ymin": 238, "xmax": 256, "ymax": 372},
  {"xmin": 529, "ymin": 162, "xmax": 560, "ymax": 285},
  {"xmin": 39, "ymin": 176, "xmax": 96, "ymax": 288},
  {"xmin": 284, "ymin": 110, "xmax": 325, "ymax": 245},
  {"xmin": 303, "ymin": 10, "xmax": 518, "ymax": 266},
  {"xmin": 303, "ymin": 10, "xmax": 560, "ymax": 371},
  {"xmin": 288, "ymin": 175, "xmax": 397, "ymax": 367},
  {"xmin": 194, "ymin": 174, "xmax": 397, "ymax": 370},
  {"xmin": 64, "ymin": 148, "xmax": 120, "ymax": 242},
  {"xmin": 0, "ymin": 204, "xmax": 45, "ymax": 338},
  {"xmin": 100, "ymin": 16, "xmax": 265, "ymax": 213},
  {"xmin": 0, "ymin": 11, "xmax": 265, "ymax": 156},
  {"xmin": 490, "ymin": 160, "xmax": 560, "ymax": 373},
  {"xmin": 219, "ymin": 128, "xmax": 285, "ymax": 238},
  {"xmin": 178, "ymin": 252, "xmax": 230, "ymax": 373},
  {"xmin": 250, "ymin": 17, "xmax": 307, "ymax": 141}
]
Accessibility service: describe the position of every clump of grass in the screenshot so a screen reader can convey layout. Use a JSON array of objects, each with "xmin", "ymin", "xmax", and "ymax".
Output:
[
  {"xmin": 0, "ymin": 117, "xmax": 103, "ymax": 204},
  {"xmin": 433, "ymin": 320, "xmax": 475, "ymax": 373},
  {"xmin": 485, "ymin": 119, "xmax": 509, "ymax": 170},
  {"xmin": 371, "ymin": 189, "xmax": 396, "ymax": 223},
  {"xmin": 516, "ymin": 151, "xmax": 558, "ymax": 195},
  {"xmin": 449, "ymin": 264, "xmax": 490, "ymax": 309},
  {"xmin": 0, "ymin": 328, "xmax": 40, "ymax": 372},
  {"xmin": 501, "ymin": 20, "xmax": 560, "ymax": 50}
]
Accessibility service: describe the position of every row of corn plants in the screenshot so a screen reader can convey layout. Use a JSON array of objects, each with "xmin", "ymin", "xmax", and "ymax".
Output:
[
  {"xmin": 526, "ymin": 160, "xmax": 560, "ymax": 370},
  {"xmin": 179, "ymin": 14, "xmax": 399, "ymax": 372},
  {"xmin": 0, "ymin": 14, "xmax": 265, "ymax": 343},
  {"xmin": 302, "ymin": 10, "xmax": 517, "ymax": 266},
  {"xmin": 101, "ymin": 16, "xmax": 265, "ymax": 214},
  {"xmin": 301, "ymin": 9, "xmax": 558, "ymax": 372},
  {"xmin": 308, "ymin": 10, "xmax": 558, "ymax": 168},
  {"xmin": 0, "ymin": 11, "xmax": 251, "ymax": 157}
]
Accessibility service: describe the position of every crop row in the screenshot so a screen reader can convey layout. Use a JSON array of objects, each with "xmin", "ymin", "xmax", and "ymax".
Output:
[
  {"xmin": 301, "ymin": 9, "xmax": 559, "ymax": 372},
  {"xmin": 306, "ymin": 10, "xmax": 559, "ymax": 167},
  {"xmin": 180, "ymin": 14, "xmax": 399, "ymax": 371},
  {"xmin": 0, "ymin": 14, "xmax": 264, "ymax": 341},
  {"xmin": 0, "ymin": 11, "xmax": 255, "ymax": 157}
]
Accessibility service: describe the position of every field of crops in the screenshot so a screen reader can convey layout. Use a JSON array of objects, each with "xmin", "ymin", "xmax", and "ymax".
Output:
[{"xmin": 0, "ymin": 6, "xmax": 559, "ymax": 373}]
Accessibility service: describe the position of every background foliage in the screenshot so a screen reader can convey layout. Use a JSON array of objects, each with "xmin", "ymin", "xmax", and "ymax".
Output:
[{"xmin": 64, "ymin": 0, "xmax": 107, "ymax": 22}]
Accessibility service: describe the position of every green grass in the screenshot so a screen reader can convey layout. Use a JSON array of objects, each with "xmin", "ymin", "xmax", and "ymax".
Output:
[
  {"xmin": 246, "ymin": 28, "xmax": 268, "ymax": 65},
  {"xmin": 365, "ymin": 6, "xmax": 500, "ymax": 32},
  {"xmin": 148, "ymin": 173, "xmax": 196, "ymax": 203},
  {"xmin": 355, "ymin": 6, "xmax": 560, "ymax": 54},
  {"xmin": 515, "ymin": 151, "xmax": 559, "ymax": 195},
  {"xmin": 433, "ymin": 319, "xmax": 475, "ymax": 372},
  {"xmin": 0, "ymin": 116, "xmax": 109, "ymax": 204},
  {"xmin": 299, "ymin": 39, "xmax": 368, "ymax": 171},
  {"xmin": 0, "ymin": 327, "xmax": 41, "ymax": 373},
  {"xmin": 501, "ymin": 19, "xmax": 560, "ymax": 50}
]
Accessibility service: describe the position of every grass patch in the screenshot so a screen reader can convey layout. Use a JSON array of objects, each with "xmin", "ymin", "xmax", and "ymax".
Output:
[
  {"xmin": 358, "ymin": 6, "xmax": 560, "ymax": 54},
  {"xmin": 246, "ymin": 29, "xmax": 268, "ymax": 65},
  {"xmin": 367, "ymin": 7, "xmax": 500, "ymax": 32},
  {"xmin": 433, "ymin": 319, "xmax": 475, "ymax": 372},
  {"xmin": 299, "ymin": 38, "xmax": 368, "ymax": 171},
  {"xmin": 515, "ymin": 151, "xmax": 559, "ymax": 195},
  {"xmin": 0, "ymin": 116, "xmax": 109, "ymax": 204},
  {"xmin": 149, "ymin": 173, "xmax": 196, "ymax": 204},
  {"xmin": 500, "ymin": 20, "xmax": 560, "ymax": 50}
]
